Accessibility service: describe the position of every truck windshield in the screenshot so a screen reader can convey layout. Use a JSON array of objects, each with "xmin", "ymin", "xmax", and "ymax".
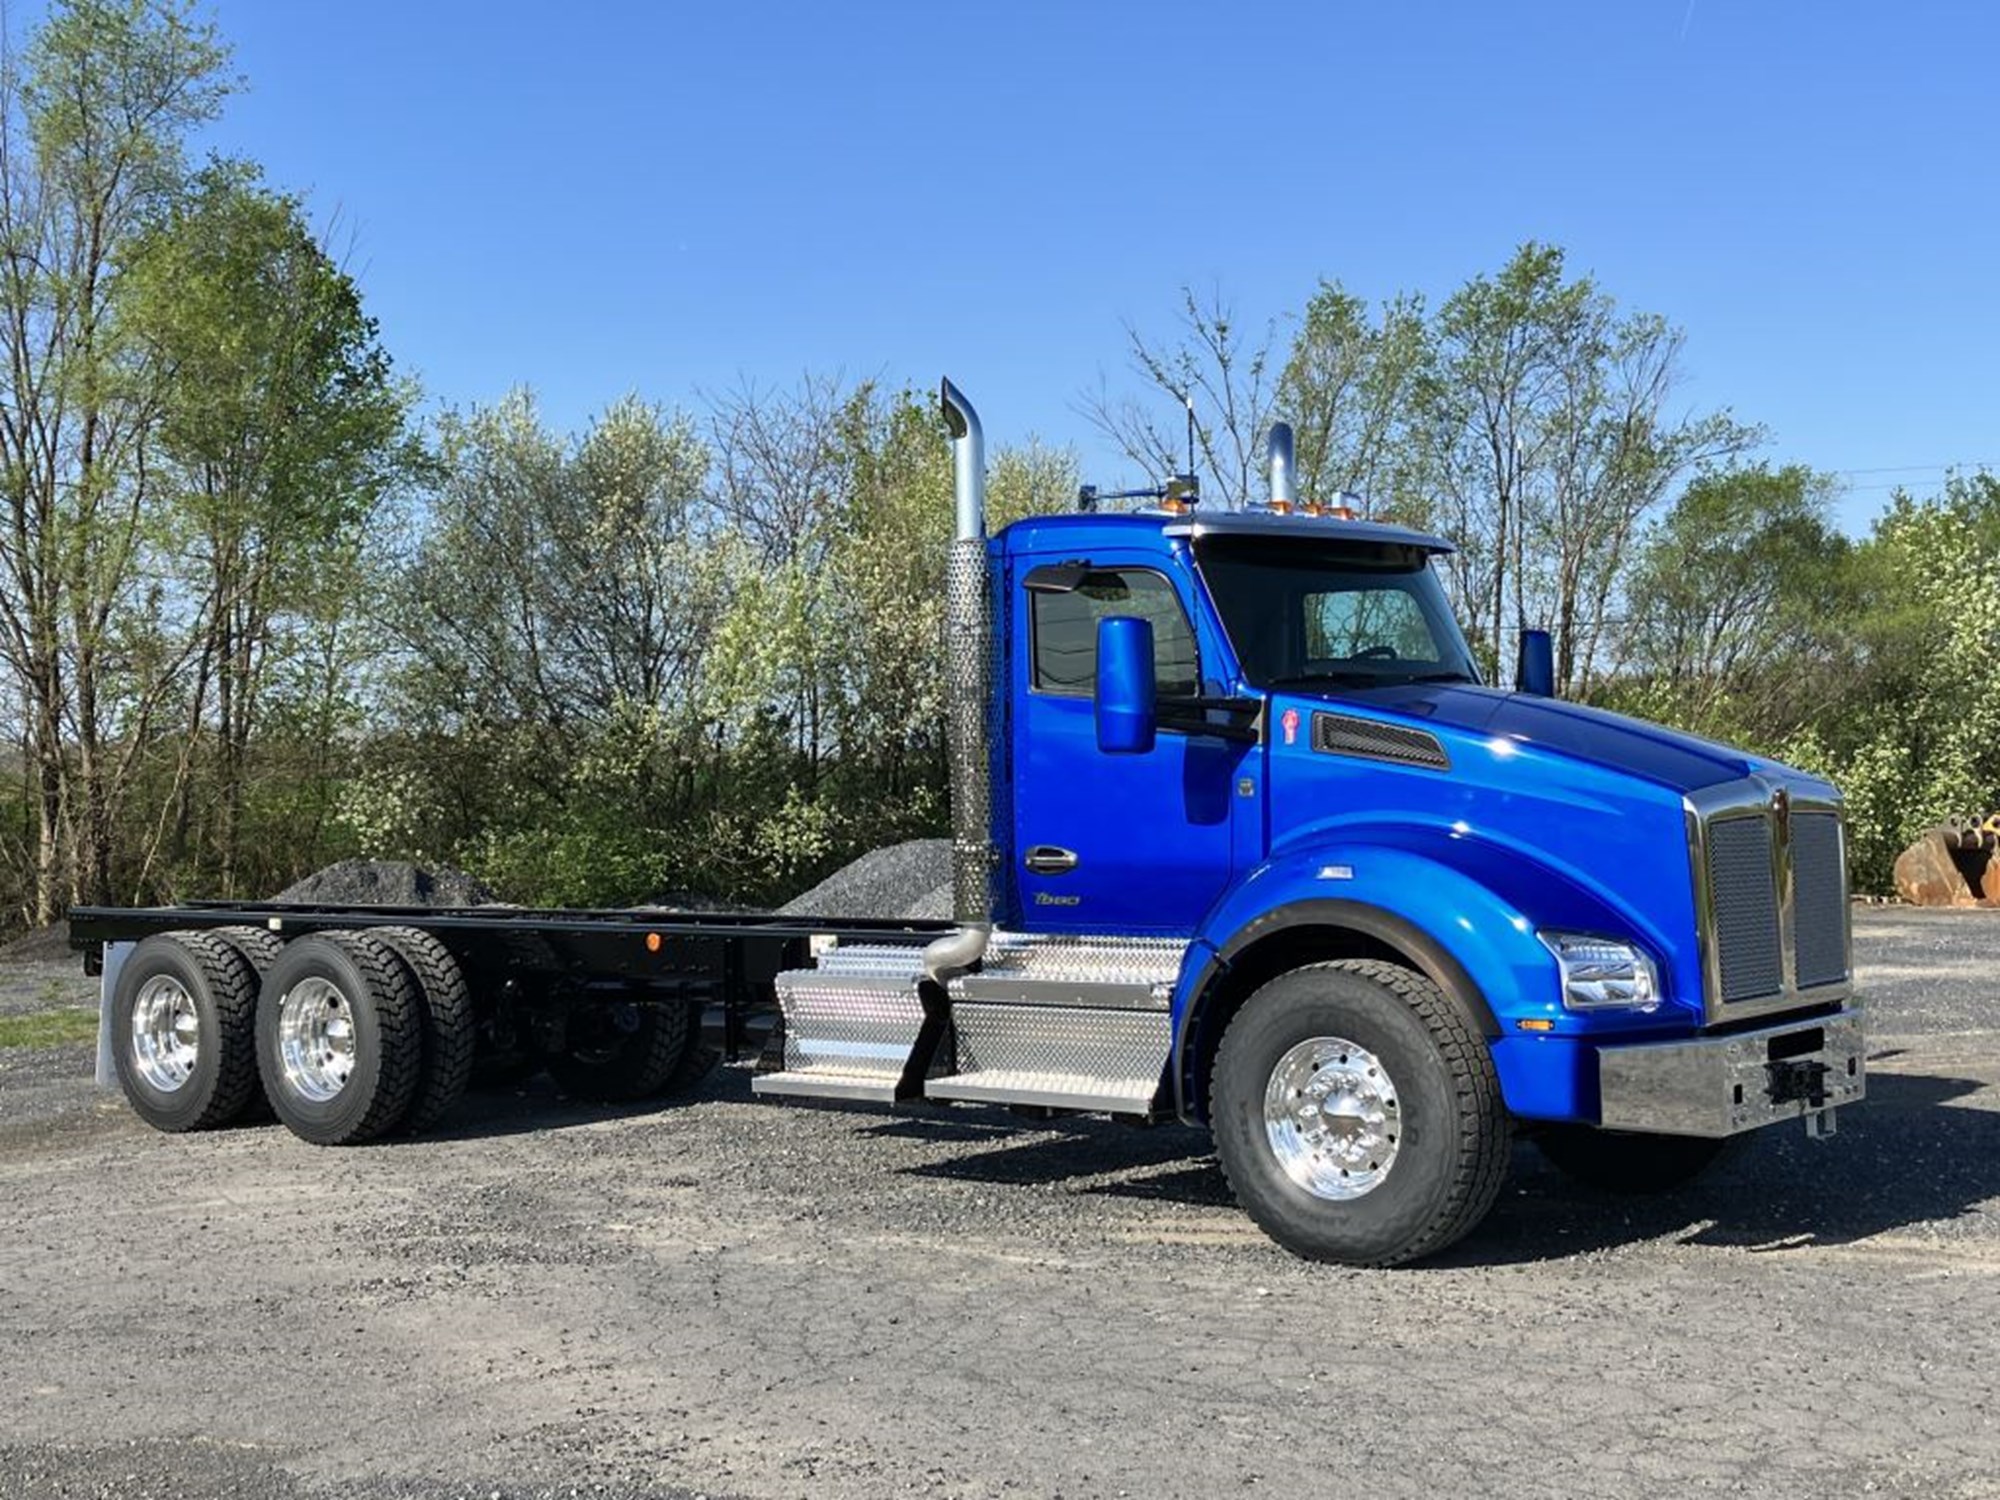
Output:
[{"xmin": 1195, "ymin": 536, "xmax": 1481, "ymax": 691}]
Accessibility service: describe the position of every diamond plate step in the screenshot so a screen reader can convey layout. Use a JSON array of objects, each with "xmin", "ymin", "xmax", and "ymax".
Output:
[
  {"xmin": 923, "ymin": 1069, "xmax": 1159, "ymax": 1115},
  {"xmin": 755, "ymin": 947, "xmax": 931, "ymax": 1103},
  {"xmin": 923, "ymin": 999, "xmax": 1172, "ymax": 1117},
  {"xmin": 756, "ymin": 934, "xmax": 1185, "ymax": 1115},
  {"xmin": 811, "ymin": 943, "xmax": 933, "ymax": 979},
  {"xmin": 750, "ymin": 1071, "xmax": 905, "ymax": 1104},
  {"xmin": 976, "ymin": 933, "xmax": 1188, "ymax": 987}
]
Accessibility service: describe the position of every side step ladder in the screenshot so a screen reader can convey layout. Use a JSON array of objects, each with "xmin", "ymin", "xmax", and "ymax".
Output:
[
  {"xmin": 753, "ymin": 933, "xmax": 1188, "ymax": 1119},
  {"xmin": 926, "ymin": 934, "xmax": 1185, "ymax": 1117},
  {"xmin": 750, "ymin": 944, "xmax": 936, "ymax": 1104}
]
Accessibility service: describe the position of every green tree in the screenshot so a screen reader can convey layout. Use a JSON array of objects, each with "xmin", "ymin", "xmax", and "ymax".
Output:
[
  {"xmin": 1423, "ymin": 244, "xmax": 1757, "ymax": 690},
  {"xmin": 372, "ymin": 391, "xmax": 733, "ymax": 902},
  {"xmin": 1276, "ymin": 281, "xmax": 1430, "ymax": 517},
  {"xmin": 1778, "ymin": 474, "xmax": 2000, "ymax": 887},
  {"xmin": 123, "ymin": 160, "xmax": 419, "ymax": 893},
  {"xmin": 1611, "ymin": 465, "xmax": 1850, "ymax": 742},
  {"xmin": 0, "ymin": 0, "xmax": 232, "ymax": 915}
]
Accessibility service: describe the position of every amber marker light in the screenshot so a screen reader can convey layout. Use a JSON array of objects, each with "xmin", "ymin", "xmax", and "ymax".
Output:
[
  {"xmin": 1516, "ymin": 1018, "xmax": 1555, "ymax": 1032},
  {"xmin": 645, "ymin": 932, "xmax": 662, "ymax": 953}
]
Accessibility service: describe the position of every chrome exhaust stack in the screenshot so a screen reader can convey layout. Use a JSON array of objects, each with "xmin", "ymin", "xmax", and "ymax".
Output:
[
  {"xmin": 926, "ymin": 378, "xmax": 993, "ymax": 982},
  {"xmin": 1267, "ymin": 421, "xmax": 1297, "ymax": 508}
]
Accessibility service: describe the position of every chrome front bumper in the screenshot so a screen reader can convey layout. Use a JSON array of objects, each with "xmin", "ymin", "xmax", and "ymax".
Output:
[{"xmin": 1597, "ymin": 1008, "xmax": 1865, "ymax": 1138}]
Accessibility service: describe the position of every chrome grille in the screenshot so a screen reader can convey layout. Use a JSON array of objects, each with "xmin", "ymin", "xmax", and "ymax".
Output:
[
  {"xmin": 1690, "ymin": 777, "xmax": 1851, "ymax": 1023},
  {"xmin": 1708, "ymin": 817, "xmax": 1783, "ymax": 1001},
  {"xmin": 1792, "ymin": 812, "xmax": 1848, "ymax": 989}
]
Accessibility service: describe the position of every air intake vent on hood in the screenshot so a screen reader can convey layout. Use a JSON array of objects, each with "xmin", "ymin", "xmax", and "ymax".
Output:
[{"xmin": 1311, "ymin": 712, "xmax": 1451, "ymax": 771}]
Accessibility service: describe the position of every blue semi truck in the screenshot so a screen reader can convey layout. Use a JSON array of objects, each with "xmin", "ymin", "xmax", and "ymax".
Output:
[{"xmin": 70, "ymin": 378, "xmax": 1863, "ymax": 1266}]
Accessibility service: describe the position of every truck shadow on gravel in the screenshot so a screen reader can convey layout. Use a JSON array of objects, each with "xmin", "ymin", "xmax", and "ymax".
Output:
[
  {"xmin": 1438, "ymin": 1069, "xmax": 2000, "ymax": 1266},
  {"xmin": 412, "ymin": 1068, "xmax": 754, "ymax": 1143},
  {"xmin": 865, "ymin": 1070, "xmax": 2000, "ymax": 1264}
]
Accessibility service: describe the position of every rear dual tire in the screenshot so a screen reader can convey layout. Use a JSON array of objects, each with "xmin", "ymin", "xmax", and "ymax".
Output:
[
  {"xmin": 110, "ymin": 932, "xmax": 263, "ymax": 1133},
  {"xmin": 113, "ymin": 925, "xmax": 696, "ymax": 1137},
  {"xmin": 546, "ymin": 997, "xmax": 691, "ymax": 1102},
  {"xmin": 371, "ymin": 926, "xmax": 475, "ymax": 1134},
  {"xmin": 255, "ymin": 933, "xmax": 425, "ymax": 1145}
]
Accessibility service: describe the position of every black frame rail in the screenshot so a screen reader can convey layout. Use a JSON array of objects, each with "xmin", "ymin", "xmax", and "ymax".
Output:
[{"xmin": 68, "ymin": 904, "xmax": 955, "ymax": 1060}]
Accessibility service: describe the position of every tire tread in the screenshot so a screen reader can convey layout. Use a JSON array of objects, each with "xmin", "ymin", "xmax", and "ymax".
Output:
[
  {"xmin": 210, "ymin": 925, "xmax": 285, "ymax": 974},
  {"xmin": 371, "ymin": 926, "xmax": 476, "ymax": 1134},
  {"xmin": 163, "ymin": 930, "xmax": 262, "ymax": 1130}
]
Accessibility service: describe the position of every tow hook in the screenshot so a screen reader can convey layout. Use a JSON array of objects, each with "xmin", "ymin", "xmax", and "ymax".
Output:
[{"xmin": 1768, "ymin": 1057, "xmax": 1837, "ymax": 1139}]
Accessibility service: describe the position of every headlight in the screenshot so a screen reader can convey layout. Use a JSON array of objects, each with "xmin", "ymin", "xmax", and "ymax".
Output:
[{"xmin": 1538, "ymin": 932, "xmax": 1660, "ymax": 1012}]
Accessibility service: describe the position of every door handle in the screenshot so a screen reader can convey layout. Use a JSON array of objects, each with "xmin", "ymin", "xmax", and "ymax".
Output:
[{"xmin": 1023, "ymin": 845, "xmax": 1079, "ymax": 875}]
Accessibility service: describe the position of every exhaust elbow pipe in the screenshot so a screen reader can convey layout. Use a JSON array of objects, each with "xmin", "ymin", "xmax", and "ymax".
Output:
[
  {"xmin": 934, "ymin": 377, "xmax": 994, "ymax": 976},
  {"xmin": 922, "ymin": 920, "xmax": 989, "ymax": 985},
  {"xmin": 941, "ymin": 377, "xmax": 986, "ymax": 542},
  {"xmin": 1267, "ymin": 421, "xmax": 1297, "ymax": 508}
]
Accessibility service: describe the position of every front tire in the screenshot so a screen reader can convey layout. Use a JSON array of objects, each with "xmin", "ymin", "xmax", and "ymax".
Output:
[
  {"xmin": 255, "ymin": 933, "xmax": 423, "ymax": 1145},
  {"xmin": 1535, "ymin": 1126, "xmax": 1739, "ymax": 1194},
  {"xmin": 1210, "ymin": 959, "xmax": 1509, "ymax": 1266}
]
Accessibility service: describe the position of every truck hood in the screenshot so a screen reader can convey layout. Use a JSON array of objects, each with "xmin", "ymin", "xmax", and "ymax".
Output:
[{"xmin": 1323, "ymin": 682, "xmax": 1757, "ymax": 794}]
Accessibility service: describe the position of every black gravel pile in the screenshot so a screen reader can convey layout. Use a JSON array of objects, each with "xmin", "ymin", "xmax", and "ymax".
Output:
[
  {"xmin": 272, "ymin": 859, "xmax": 498, "ymax": 907},
  {"xmin": 779, "ymin": 838, "xmax": 952, "ymax": 920}
]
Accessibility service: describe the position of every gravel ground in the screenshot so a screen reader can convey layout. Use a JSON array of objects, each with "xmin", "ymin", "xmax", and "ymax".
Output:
[{"xmin": 2, "ymin": 908, "xmax": 1996, "ymax": 1500}]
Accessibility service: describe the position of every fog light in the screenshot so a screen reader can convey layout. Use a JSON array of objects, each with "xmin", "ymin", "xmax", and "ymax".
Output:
[{"xmin": 1538, "ymin": 931, "xmax": 1660, "ymax": 1012}]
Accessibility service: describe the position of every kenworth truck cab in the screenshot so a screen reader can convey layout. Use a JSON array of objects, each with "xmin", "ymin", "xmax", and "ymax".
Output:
[
  {"xmin": 72, "ymin": 377, "xmax": 1862, "ymax": 1268},
  {"xmin": 749, "ymin": 379, "xmax": 1863, "ymax": 1263}
]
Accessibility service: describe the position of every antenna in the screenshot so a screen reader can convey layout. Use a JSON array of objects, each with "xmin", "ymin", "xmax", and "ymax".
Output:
[{"xmin": 1184, "ymin": 392, "xmax": 1196, "ymax": 492}]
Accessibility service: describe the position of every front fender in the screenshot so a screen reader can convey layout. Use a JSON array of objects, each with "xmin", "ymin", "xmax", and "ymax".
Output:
[{"xmin": 1174, "ymin": 837, "xmax": 1697, "ymax": 1123}]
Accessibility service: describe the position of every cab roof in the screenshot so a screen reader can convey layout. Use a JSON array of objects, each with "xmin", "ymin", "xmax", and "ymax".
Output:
[{"xmin": 997, "ymin": 507, "xmax": 1455, "ymax": 556}]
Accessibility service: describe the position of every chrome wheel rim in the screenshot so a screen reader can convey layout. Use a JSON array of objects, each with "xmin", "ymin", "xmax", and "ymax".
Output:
[
  {"xmin": 278, "ymin": 978, "xmax": 356, "ymax": 1102},
  {"xmin": 130, "ymin": 976, "xmax": 200, "ymax": 1093},
  {"xmin": 1263, "ymin": 1035, "xmax": 1402, "ymax": 1200}
]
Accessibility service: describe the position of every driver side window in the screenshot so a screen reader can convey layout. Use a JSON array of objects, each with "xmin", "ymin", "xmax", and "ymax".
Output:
[{"xmin": 1031, "ymin": 568, "xmax": 1200, "ymax": 698}]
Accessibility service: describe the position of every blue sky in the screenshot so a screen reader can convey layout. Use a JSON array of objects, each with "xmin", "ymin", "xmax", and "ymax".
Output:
[{"xmin": 176, "ymin": 0, "xmax": 1999, "ymax": 533}]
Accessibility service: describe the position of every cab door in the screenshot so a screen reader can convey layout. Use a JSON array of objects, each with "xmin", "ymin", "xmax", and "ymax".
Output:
[{"xmin": 1007, "ymin": 553, "xmax": 1246, "ymax": 935}]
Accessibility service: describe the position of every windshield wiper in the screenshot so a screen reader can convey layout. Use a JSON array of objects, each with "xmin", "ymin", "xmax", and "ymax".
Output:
[
  {"xmin": 1261, "ymin": 669, "xmax": 1475, "ymax": 691},
  {"xmin": 1260, "ymin": 671, "xmax": 1376, "ymax": 688}
]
